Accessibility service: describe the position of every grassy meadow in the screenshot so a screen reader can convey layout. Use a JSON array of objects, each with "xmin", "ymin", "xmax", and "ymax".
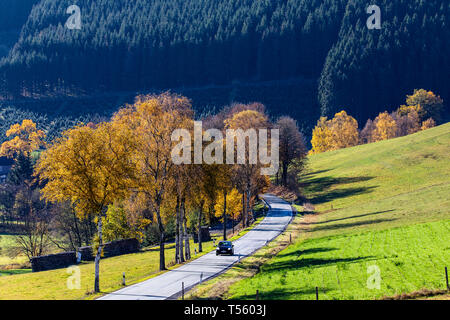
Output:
[{"xmin": 227, "ymin": 123, "xmax": 450, "ymax": 299}]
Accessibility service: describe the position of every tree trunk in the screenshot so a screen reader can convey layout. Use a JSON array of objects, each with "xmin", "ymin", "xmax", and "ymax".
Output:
[
  {"xmin": 94, "ymin": 213, "xmax": 103, "ymax": 293},
  {"xmin": 282, "ymin": 162, "xmax": 288, "ymax": 187},
  {"xmin": 182, "ymin": 197, "xmax": 190, "ymax": 260},
  {"xmin": 155, "ymin": 206, "xmax": 166, "ymax": 271},
  {"xmin": 246, "ymin": 188, "xmax": 251, "ymax": 227},
  {"xmin": 175, "ymin": 196, "xmax": 181, "ymax": 263},
  {"xmin": 242, "ymin": 192, "xmax": 246, "ymax": 228},
  {"xmin": 179, "ymin": 207, "xmax": 185, "ymax": 263},
  {"xmin": 223, "ymin": 190, "xmax": 227, "ymax": 240},
  {"xmin": 198, "ymin": 200, "xmax": 204, "ymax": 253},
  {"xmin": 159, "ymin": 230, "xmax": 166, "ymax": 271}
]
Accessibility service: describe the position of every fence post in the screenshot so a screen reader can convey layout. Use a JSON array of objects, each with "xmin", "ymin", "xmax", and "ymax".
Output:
[
  {"xmin": 256, "ymin": 290, "xmax": 259, "ymax": 300},
  {"xmin": 446, "ymin": 267, "xmax": 449, "ymax": 291},
  {"xmin": 315, "ymin": 287, "xmax": 319, "ymax": 300},
  {"xmin": 182, "ymin": 282, "xmax": 185, "ymax": 300},
  {"xmin": 200, "ymin": 273, "xmax": 203, "ymax": 284},
  {"xmin": 122, "ymin": 272, "xmax": 126, "ymax": 286}
]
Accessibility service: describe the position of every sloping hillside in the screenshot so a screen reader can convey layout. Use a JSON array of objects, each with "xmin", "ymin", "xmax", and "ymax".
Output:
[{"xmin": 227, "ymin": 123, "xmax": 450, "ymax": 299}]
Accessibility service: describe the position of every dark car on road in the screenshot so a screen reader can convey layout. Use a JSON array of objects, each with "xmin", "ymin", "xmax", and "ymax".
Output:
[{"xmin": 216, "ymin": 241, "xmax": 234, "ymax": 256}]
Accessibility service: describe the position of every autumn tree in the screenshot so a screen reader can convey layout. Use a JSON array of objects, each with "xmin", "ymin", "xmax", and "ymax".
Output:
[
  {"xmin": 36, "ymin": 123, "xmax": 135, "ymax": 292},
  {"xmin": 0, "ymin": 119, "xmax": 45, "ymax": 159},
  {"xmin": 393, "ymin": 105, "xmax": 421, "ymax": 137},
  {"xmin": 0, "ymin": 119, "xmax": 49, "ymax": 256},
  {"xmin": 224, "ymin": 109, "xmax": 271, "ymax": 228},
  {"xmin": 328, "ymin": 111, "xmax": 360, "ymax": 149},
  {"xmin": 406, "ymin": 89, "xmax": 445, "ymax": 123},
  {"xmin": 421, "ymin": 118, "xmax": 436, "ymax": 130},
  {"xmin": 372, "ymin": 112, "xmax": 397, "ymax": 142},
  {"xmin": 214, "ymin": 188, "xmax": 242, "ymax": 236},
  {"xmin": 310, "ymin": 117, "xmax": 333, "ymax": 154},
  {"xmin": 275, "ymin": 116, "xmax": 307, "ymax": 187},
  {"xmin": 170, "ymin": 161, "xmax": 195, "ymax": 263},
  {"xmin": 8, "ymin": 187, "xmax": 52, "ymax": 260},
  {"xmin": 310, "ymin": 111, "xmax": 359, "ymax": 154},
  {"xmin": 102, "ymin": 203, "xmax": 150, "ymax": 243},
  {"xmin": 112, "ymin": 93, "xmax": 193, "ymax": 271},
  {"xmin": 185, "ymin": 163, "xmax": 218, "ymax": 253},
  {"xmin": 360, "ymin": 119, "xmax": 375, "ymax": 144}
]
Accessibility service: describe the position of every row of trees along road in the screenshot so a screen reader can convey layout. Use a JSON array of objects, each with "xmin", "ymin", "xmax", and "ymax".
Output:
[{"xmin": 0, "ymin": 93, "xmax": 307, "ymax": 292}]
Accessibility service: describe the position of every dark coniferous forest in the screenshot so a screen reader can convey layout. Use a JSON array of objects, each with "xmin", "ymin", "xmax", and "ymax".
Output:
[{"xmin": 0, "ymin": 0, "xmax": 448, "ymax": 140}]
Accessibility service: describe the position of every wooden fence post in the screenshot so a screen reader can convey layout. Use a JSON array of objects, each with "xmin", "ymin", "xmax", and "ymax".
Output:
[
  {"xmin": 182, "ymin": 282, "xmax": 185, "ymax": 300},
  {"xmin": 315, "ymin": 287, "xmax": 319, "ymax": 300},
  {"xmin": 446, "ymin": 267, "xmax": 449, "ymax": 291}
]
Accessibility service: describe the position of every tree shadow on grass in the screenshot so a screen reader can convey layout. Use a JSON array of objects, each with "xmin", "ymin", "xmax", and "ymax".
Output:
[
  {"xmin": 302, "ymin": 175, "xmax": 374, "ymax": 194},
  {"xmin": 300, "ymin": 175, "xmax": 376, "ymax": 205},
  {"xmin": 233, "ymin": 287, "xmax": 330, "ymax": 300},
  {"xmin": 276, "ymin": 247, "xmax": 337, "ymax": 259},
  {"xmin": 261, "ymin": 255, "xmax": 374, "ymax": 273},
  {"xmin": 305, "ymin": 218, "xmax": 396, "ymax": 233},
  {"xmin": 305, "ymin": 210, "xmax": 395, "ymax": 226},
  {"xmin": 309, "ymin": 185, "xmax": 377, "ymax": 205}
]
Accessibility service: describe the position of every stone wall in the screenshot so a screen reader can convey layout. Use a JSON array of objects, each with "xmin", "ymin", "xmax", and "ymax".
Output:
[
  {"xmin": 31, "ymin": 251, "xmax": 77, "ymax": 272},
  {"xmin": 193, "ymin": 226, "xmax": 211, "ymax": 243},
  {"xmin": 78, "ymin": 238, "xmax": 140, "ymax": 261}
]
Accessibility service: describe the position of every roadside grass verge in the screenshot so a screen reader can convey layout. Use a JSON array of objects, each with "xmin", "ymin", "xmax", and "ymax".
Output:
[{"xmin": 226, "ymin": 123, "xmax": 450, "ymax": 300}]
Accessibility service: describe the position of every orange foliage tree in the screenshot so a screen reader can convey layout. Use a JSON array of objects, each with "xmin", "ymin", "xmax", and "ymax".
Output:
[
  {"xmin": 36, "ymin": 123, "xmax": 135, "ymax": 292},
  {"xmin": 0, "ymin": 119, "xmax": 45, "ymax": 158},
  {"xmin": 372, "ymin": 112, "xmax": 397, "ymax": 142},
  {"xmin": 112, "ymin": 93, "xmax": 193, "ymax": 271}
]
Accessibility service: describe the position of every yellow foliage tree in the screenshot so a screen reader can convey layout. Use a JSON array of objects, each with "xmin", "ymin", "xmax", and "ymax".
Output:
[
  {"xmin": 372, "ymin": 112, "xmax": 397, "ymax": 142},
  {"xmin": 310, "ymin": 117, "xmax": 333, "ymax": 154},
  {"xmin": 224, "ymin": 109, "xmax": 270, "ymax": 228},
  {"xmin": 406, "ymin": 89, "xmax": 444, "ymax": 123},
  {"xmin": 421, "ymin": 118, "xmax": 436, "ymax": 131},
  {"xmin": 102, "ymin": 203, "xmax": 150, "ymax": 243},
  {"xmin": 328, "ymin": 111, "xmax": 360, "ymax": 149},
  {"xmin": 36, "ymin": 123, "xmax": 135, "ymax": 292},
  {"xmin": 224, "ymin": 110, "xmax": 269, "ymax": 130},
  {"xmin": 397, "ymin": 104, "xmax": 424, "ymax": 118},
  {"xmin": 214, "ymin": 188, "xmax": 242, "ymax": 222},
  {"xmin": 112, "ymin": 93, "xmax": 193, "ymax": 270},
  {"xmin": 0, "ymin": 119, "xmax": 45, "ymax": 158}
]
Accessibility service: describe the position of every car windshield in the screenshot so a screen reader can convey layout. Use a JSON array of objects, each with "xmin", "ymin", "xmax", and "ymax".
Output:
[{"xmin": 218, "ymin": 241, "xmax": 231, "ymax": 247}]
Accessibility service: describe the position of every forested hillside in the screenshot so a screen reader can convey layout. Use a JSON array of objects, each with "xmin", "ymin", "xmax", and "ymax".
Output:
[
  {"xmin": 0, "ymin": 0, "xmax": 448, "ymax": 128},
  {"xmin": 0, "ymin": 0, "xmax": 39, "ymax": 58},
  {"xmin": 320, "ymin": 0, "xmax": 450, "ymax": 121}
]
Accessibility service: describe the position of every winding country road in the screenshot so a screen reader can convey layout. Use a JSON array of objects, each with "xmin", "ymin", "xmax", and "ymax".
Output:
[{"xmin": 98, "ymin": 194, "xmax": 293, "ymax": 300}]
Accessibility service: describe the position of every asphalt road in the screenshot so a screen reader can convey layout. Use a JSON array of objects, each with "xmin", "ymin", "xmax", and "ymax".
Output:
[{"xmin": 98, "ymin": 194, "xmax": 293, "ymax": 300}]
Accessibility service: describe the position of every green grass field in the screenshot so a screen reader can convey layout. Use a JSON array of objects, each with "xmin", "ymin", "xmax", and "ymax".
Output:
[{"xmin": 227, "ymin": 123, "xmax": 450, "ymax": 300}]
